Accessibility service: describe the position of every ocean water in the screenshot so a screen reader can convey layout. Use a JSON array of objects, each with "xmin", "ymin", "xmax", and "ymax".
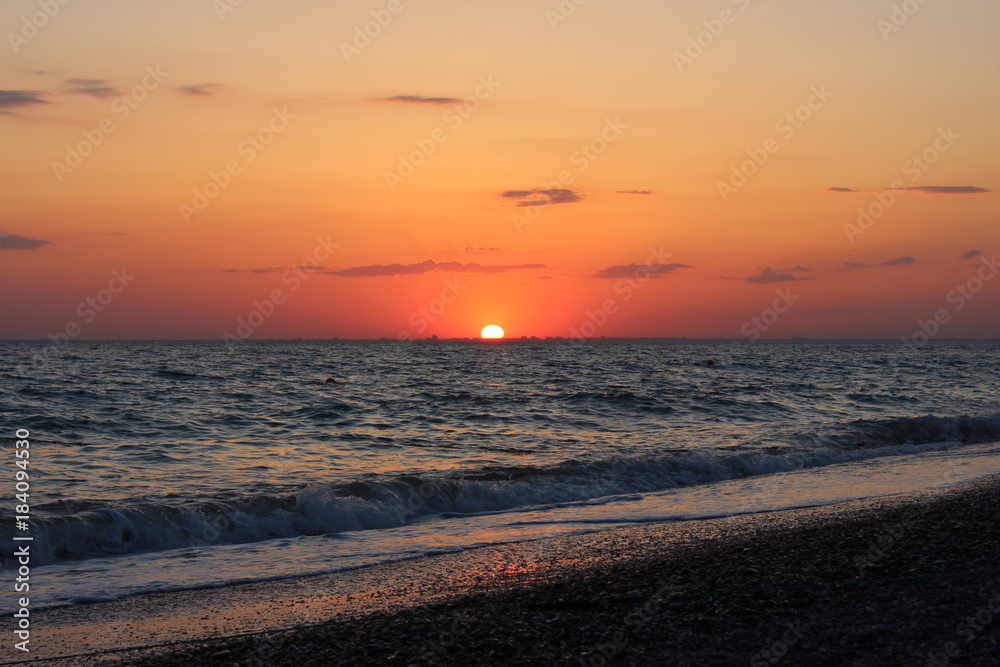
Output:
[{"xmin": 1, "ymin": 340, "xmax": 999, "ymax": 611}]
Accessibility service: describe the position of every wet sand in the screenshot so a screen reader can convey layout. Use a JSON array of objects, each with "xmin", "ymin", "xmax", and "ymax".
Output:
[{"xmin": 17, "ymin": 475, "xmax": 1000, "ymax": 665}]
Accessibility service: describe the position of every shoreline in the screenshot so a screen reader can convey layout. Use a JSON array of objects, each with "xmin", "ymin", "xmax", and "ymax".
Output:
[{"xmin": 22, "ymin": 475, "xmax": 1000, "ymax": 665}]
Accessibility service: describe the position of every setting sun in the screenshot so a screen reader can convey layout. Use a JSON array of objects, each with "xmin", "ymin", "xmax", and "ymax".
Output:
[{"xmin": 480, "ymin": 325, "xmax": 505, "ymax": 339}]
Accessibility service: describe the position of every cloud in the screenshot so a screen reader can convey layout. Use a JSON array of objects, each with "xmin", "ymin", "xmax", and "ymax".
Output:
[
  {"xmin": 178, "ymin": 83, "xmax": 223, "ymax": 96},
  {"xmin": 65, "ymin": 78, "xmax": 122, "ymax": 98},
  {"xmin": 328, "ymin": 260, "xmax": 545, "ymax": 277},
  {"xmin": 744, "ymin": 267, "xmax": 813, "ymax": 284},
  {"xmin": 961, "ymin": 250, "xmax": 982, "ymax": 259},
  {"xmin": 615, "ymin": 189, "xmax": 658, "ymax": 195},
  {"xmin": 460, "ymin": 246, "xmax": 524, "ymax": 254},
  {"xmin": 0, "ymin": 233, "xmax": 51, "ymax": 250},
  {"xmin": 827, "ymin": 186, "xmax": 989, "ymax": 194},
  {"xmin": 500, "ymin": 188, "xmax": 584, "ymax": 207},
  {"xmin": 781, "ymin": 265, "xmax": 811, "ymax": 273},
  {"xmin": 592, "ymin": 263, "xmax": 693, "ymax": 279},
  {"xmin": 0, "ymin": 90, "xmax": 50, "ymax": 109},
  {"xmin": 840, "ymin": 262, "xmax": 867, "ymax": 272},
  {"xmin": 901, "ymin": 186, "xmax": 990, "ymax": 194},
  {"xmin": 840, "ymin": 256, "xmax": 917, "ymax": 271},
  {"xmin": 383, "ymin": 95, "xmax": 460, "ymax": 105}
]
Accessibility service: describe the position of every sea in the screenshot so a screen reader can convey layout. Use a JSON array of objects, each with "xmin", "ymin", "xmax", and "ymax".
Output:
[{"xmin": 1, "ymin": 340, "xmax": 999, "ymax": 613}]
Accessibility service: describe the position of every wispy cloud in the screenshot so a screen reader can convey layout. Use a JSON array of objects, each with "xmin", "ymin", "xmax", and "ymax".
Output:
[
  {"xmin": 840, "ymin": 256, "xmax": 917, "ymax": 271},
  {"xmin": 500, "ymin": 188, "xmax": 584, "ymax": 207},
  {"xmin": 615, "ymin": 189, "xmax": 658, "ymax": 195},
  {"xmin": 328, "ymin": 260, "xmax": 544, "ymax": 277},
  {"xmin": 382, "ymin": 95, "xmax": 461, "ymax": 105},
  {"xmin": 178, "ymin": 83, "xmax": 223, "ymax": 96},
  {"xmin": 0, "ymin": 233, "xmax": 51, "ymax": 250},
  {"xmin": 901, "ymin": 186, "xmax": 990, "ymax": 195},
  {"xmin": 744, "ymin": 267, "xmax": 814, "ymax": 284},
  {"xmin": 460, "ymin": 246, "xmax": 523, "ymax": 253},
  {"xmin": 0, "ymin": 90, "xmax": 50, "ymax": 109},
  {"xmin": 65, "ymin": 78, "xmax": 122, "ymax": 98},
  {"xmin": 961, "ymin": 250, "xmax": 982, "ymax": 259},
  {"xmin": 828, "ymin": 185, "xmax": 989, "ymax": 195},
  {"xmin": 592, "ymin": 263, "xmax": 693, "ymax": 279}
]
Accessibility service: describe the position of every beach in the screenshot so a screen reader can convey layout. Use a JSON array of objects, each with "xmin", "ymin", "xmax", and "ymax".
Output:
[{"xmin": 24, "ymin": 474, "xmax": 1000, "ymax": 666}]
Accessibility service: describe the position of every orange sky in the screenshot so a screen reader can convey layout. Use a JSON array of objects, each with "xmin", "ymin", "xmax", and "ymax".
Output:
[{"xmin": 1, "ymin": 0, "xmax": 997, "ymax": 340}]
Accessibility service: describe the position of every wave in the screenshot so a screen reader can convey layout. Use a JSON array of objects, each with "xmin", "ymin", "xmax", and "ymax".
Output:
[
  {"xmin": 790, "ymin": 413, "xmax": 1000, "ymax": 449},
  {"xmin": 3, "ymin": 412, "xmax": 996, "ymax": 567}
]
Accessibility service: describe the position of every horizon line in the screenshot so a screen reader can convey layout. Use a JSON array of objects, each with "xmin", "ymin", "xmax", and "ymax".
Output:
[{"xmin": 2, "ymin": 337, "xmax": 999, "ymax": 343}]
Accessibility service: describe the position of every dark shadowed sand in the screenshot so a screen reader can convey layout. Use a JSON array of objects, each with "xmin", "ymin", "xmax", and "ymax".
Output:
[{"xmin": 18, "ymin": 475, "xmax": 1000, "ymax": 666}]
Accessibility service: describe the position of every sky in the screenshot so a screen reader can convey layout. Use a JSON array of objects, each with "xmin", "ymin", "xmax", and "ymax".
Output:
[{"xmin": 1, "ymin": 0, "xmax": 998, "ymax": 341}]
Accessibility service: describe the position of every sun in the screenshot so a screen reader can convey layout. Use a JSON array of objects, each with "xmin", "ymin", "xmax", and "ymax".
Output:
[{"xmin": 480, "ymin": 324, "xmax": 505, "ymax": 339}]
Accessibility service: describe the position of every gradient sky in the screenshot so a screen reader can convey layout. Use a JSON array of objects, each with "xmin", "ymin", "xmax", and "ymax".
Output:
[{"xmin": 1, "ymin": 0, "xmax": 997, "ymax": 340}]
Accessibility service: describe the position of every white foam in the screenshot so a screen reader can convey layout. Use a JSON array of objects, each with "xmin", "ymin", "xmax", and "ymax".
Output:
[
  {"xmin": 11, "ymin": 421, "xmax": 999, "ymax": 567},
  {"xmin": 14, "ymin": 439, "xmax": 1000, "ymax": 614}
]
